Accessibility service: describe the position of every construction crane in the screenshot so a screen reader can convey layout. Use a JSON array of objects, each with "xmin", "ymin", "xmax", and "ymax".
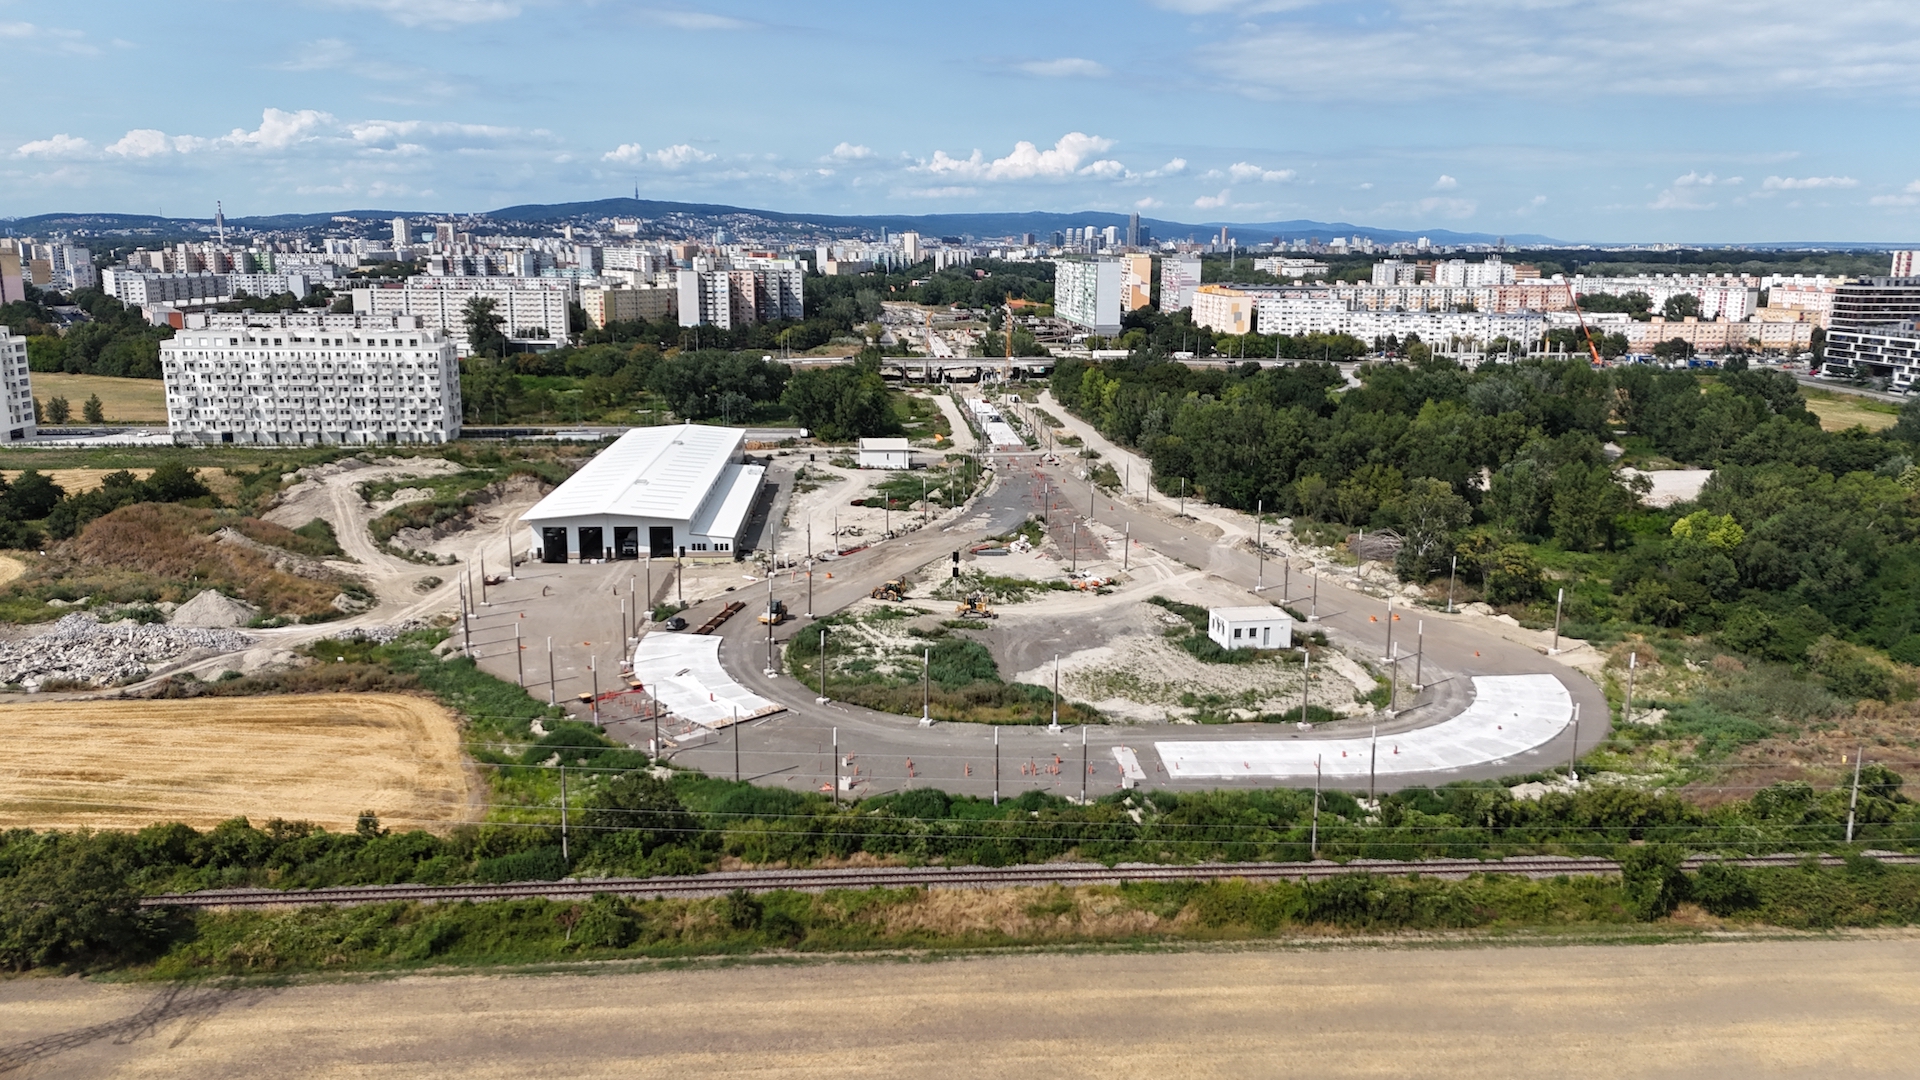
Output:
[{"xmin": 1564, "ymin": 282, "xmax": 1606, "ymax": 366}]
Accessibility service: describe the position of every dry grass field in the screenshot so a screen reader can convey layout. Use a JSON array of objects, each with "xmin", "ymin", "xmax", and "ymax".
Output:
[
  {"xmin": 2, "ymin": 467, "xmax": 154, "ymax": 494},
  {"xmin": 29, "ymin": 373, "xmax": 168, "ymax": 422},
  {"xmin": 1803, "ymin": 390, "xmax": 1900, "ymax": 432},
  {"xmin": 0, "ymin": 693, "xmax": 479, "ymax": 832}
]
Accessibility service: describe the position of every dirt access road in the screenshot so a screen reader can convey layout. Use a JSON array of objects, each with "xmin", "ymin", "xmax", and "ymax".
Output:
[{"xmin": 5, "ymin": 938, "xmax": 1917, "ymax": 1077}]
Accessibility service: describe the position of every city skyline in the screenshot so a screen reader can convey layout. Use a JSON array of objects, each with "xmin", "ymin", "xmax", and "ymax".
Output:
[{"xmin": 8, "ymin": 1, "xmax": 1920, "ymax": 241}]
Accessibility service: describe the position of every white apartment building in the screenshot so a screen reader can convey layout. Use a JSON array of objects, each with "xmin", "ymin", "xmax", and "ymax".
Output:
[
  {"xmin": 1254, "ymin": 297, "xmax": 1546, "ymax": 346},
  {"xmin": 26, "ymin": 244, "xmax": 95, "ymax": 291},
  {"xmin": 351, "ymin": 278, "xmax": 574, "ymax": 352},
  {"xmin": 1254, "ymin": 256, "xmax": 1332, "ymax": 280},
  {"xmin": 100, "ymin": 269, "xmax": 231, "ymax": 308},
  {"xmin": 1371, "ymin": 260, "xmax": 1417, "ymax": 286},
  {"xmin": 227, "ymin": 272, "xmax": 315, "ymax": 300},
  {"xmin": 1891, "ymin": 252, "xmax": 1920, "ymax": 278},
  {"xmin": 676, "ymin": 260, "xmax": 806, "ymax": 330},
  {"xmin": 0, "ymin": 326, "xmax": 36, "ymax": 442},
  {"xmin": 160, "ymin": 313, "xmax": 460, "ymax": 445},
  {"xmin": 1567, "ymin": 274, "xmax": 1757, "ymax": 321},
  {"xmin": 1054, "ymin": 257, "xmax": 1123, "ymax": 335},
  {"xmin": 1433, "ymin": 257, "xmax": 1517, "ymax": 287},
  {"xmin": 1159, "ymin": 254, "xmax": 1202, "ymax": 313}
]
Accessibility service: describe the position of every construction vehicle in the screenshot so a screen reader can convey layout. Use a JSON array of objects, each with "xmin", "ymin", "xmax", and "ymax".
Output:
[
  {"xmin": 954, "ymin": 592, "xmax": 997, "ymax": 619},
  {"xmin": 870, "ymin": 579, "xmax": 908, "ymax": 602},
  {"xmin": 758, "ymin": 598, "xmax": 788, "ymax": 625}
]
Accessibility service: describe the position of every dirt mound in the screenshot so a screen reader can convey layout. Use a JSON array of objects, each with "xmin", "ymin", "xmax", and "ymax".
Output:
[
  {"xmin": 171, "ymin": 589, "xmax": 261, "ymax": 628},
  {"xmin": 58, "ymin": 503, "xmax": 344, "ymax": 617}
]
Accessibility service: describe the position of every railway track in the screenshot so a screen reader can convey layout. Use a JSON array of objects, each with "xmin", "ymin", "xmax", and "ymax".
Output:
[{"xmin": 140, "ymin": 851, "xmax": 1919, "ymax": 910}]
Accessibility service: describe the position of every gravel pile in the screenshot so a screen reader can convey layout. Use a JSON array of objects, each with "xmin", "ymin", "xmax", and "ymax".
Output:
[
  {"xmin": 332, "ymin": 620, "xmax": 431, "ymax": 644},
  {"xmin": 0, "ymin": 614, "xmax": 255, "ymax": 689}
]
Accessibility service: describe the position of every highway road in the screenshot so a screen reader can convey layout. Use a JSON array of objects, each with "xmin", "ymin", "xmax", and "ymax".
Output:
[{"xmin": 638, "ymin": 401, "xmax": 1609, "ymax": 801}]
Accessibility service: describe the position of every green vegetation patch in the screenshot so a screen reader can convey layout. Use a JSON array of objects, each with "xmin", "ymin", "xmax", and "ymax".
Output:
[{"xmin": 785, "ymin": 609, "xmax": 1098, "ymax": 725}]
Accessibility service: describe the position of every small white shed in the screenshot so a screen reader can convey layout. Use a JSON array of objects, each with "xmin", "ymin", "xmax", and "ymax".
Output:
[
  {"xmin": 1208, "ymin": 606, "xmax": 1293, "ymax": 651},
  {"xmin": 857, "ymin": 437, "xmax": 912, "ymax": 469}
]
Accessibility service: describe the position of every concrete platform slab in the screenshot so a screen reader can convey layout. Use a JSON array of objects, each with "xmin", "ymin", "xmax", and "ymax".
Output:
[
  {"xmin": 1155, "ymin": 674, "xmax": 1571, "ymax": 781},
  {"xmin": 634, "ymin": 633, "xmax": 783, "ymax": 729}
]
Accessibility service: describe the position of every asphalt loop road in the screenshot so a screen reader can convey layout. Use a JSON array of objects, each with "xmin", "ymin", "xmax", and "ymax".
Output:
[
  {"xmin": 5, "ymin": 938, "xmax": 1918, "ymax": 1078},
  {"xmin": 473, "ymin": 442, "xmax": 1608, "ymax": 802}
]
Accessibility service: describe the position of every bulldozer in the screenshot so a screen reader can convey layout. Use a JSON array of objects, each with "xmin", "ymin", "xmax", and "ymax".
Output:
[
  {"xmin": 870, "ymin": 579, "xmax": 908, "ymax": 602},
  {"xmin": 758, "ymin": 598, "xmax": 788, "ymax": 625},
  {"xmin": 954, "ymin": 592, "xmax": 997, "ymax": 619}
]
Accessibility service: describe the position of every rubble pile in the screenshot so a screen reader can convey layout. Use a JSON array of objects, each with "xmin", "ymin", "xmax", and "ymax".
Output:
[
  {"xmin": 0, "ymin": 614, "xmax": 254, "ymax": 689},
  {"xmin": 333, "ymin": 620, "xmax": 431, "ymax": 645}
]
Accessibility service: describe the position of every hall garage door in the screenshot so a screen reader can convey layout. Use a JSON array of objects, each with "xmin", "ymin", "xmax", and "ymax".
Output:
[{"xmin": 542, "ymin": 527, "xmax": 567, "ymax": 563}]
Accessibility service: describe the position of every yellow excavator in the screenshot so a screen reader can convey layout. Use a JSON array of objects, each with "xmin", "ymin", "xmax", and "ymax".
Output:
[
  {"xmin": 870, "ymin": 579, "xmax": 908, "ymax": 602},
  {"xmin": 954, "ymin": 592, "xmax": 997, "ymax": 619}
]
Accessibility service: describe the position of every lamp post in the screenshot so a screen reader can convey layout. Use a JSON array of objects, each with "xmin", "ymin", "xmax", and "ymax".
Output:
[
  {"xmin": 816, "ymin": 627, "xmax": 829, "ymax": 704},
  {"xmin": 1624, "ymin": 651, "xmax": 1636, "ymax": 725},
  {"xmin": 1551, "ymin": 587, "xmax": 1565, "ymax": 654},
  {"xmin": 920, "ymin": 646, "xmax": 931, "ymax": 727},
  {"xmin": 1255, "ymin": 499, "xmax": 1263, "ymax": 591},
  {"xmin": 1049, "ymin": 653, "xmax": 1061, "ymax": 732}
]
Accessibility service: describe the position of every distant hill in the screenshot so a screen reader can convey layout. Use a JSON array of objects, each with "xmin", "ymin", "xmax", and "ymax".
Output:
[
  {"xmin": 480, "ymin": 198, "xmax": 1555, "ymax": 246},
  {"xmin": 5, "ymin": 198, "xmax": 1558, "ymax": 246}
]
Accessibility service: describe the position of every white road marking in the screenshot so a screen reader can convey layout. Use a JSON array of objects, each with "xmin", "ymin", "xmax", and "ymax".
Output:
[{"xmin": 1154, "ymin": 674, "xmax": 1570, "ymax": 780}]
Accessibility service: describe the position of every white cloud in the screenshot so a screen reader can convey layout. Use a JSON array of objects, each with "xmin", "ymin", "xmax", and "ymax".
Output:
[
  {"xmin": 0, "ymin": 20, "xmax": 94, "ymax": 53},
  {"xmin": 1152, "ymin": 158, "xmax": 1187, "ymax": 176},
  {"xmin": 1078, "ymin": 159, "xmax": 1126, "ymax": 178},
  {"xmin": 1763, "ymin": 175, "xmax": 1858, "ymax": 189},
  {"xmin": 603, "ymin": 143, "xmax": 645, "ymax": 164},
  {"xmin": 1871, "ymin": 180, "xmax": 1920, "ymax": 206},
  {"xmin": 1017, "ymin": 57, "xmax": 1109, "ymax": 78},
  {"xmin": 348, "ymin": 118, "xmax": 515, "ymax": 146},
  {"xmin": 313, "ymin": 0, "xmax": 520, "ymax": 28},
  {"xmin": 918, "ymin": 132, "xmax": 1116, "ymax": 182},
  {"xmin": 640, "ymin": 9, "xmax": 758, "ymax": 31},
  {"xmin": 1185, "ymin": 2, "xmax": 1920, "ymax": 103},
  {"xmin": 830, "ymin": 142, "xmax": 874, "ymax": 160},
  {"xmin": 1228, "ymin": 162, "xmax": 1295, "ymax": 182},
  {"xmin": 14, "ymin": 134, "xmax": 92, "ymax": 158},
  {"xmin": 1195, "ymin": 189, "xmax": 1231, "ymax": 209},
  {"xmin": 1135, "ymin": 197, "xmax": 1164, "ymax": 209},
  {"xmin": 648, "ymin": 144, "xmax": 716, "ymax": 168},
  {"xmin": 1414, "ymin": 196, "xmax": 1476, "ymax": 218},
  {"xmin": 1433, "ymin": 174, "xmax": 1458, "ymax": 190},
  {"xmin": 105, "ymin": 129, "xmax": 180, "ymax": 158},
  {"xmin": 1651, "ymin": 170, "xmax": 1740, "ymax": 209},
  {"xmin": 227, "ymin": 108, "xmax": 334, "ymax": 149}
]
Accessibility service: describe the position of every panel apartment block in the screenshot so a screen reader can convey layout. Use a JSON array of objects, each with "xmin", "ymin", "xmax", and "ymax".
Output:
[
  {"xmin": 0, "ymin": 326, "xmax": 35, "ymax": 441},
  {"xmin": 161, "ymin": 315, "xmax": 461, "ymax": 445},
  {"xmin": 351, "ymin": 279, "xmax": 574, "ymax": 352}
]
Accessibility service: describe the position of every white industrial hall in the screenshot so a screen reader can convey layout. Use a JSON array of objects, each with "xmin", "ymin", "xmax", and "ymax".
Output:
[{"xmin": 519, "ymin": 424, "xmax": 767, "ymax": 563}]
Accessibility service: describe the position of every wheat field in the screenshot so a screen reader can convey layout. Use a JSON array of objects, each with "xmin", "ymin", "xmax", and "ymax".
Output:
[{"xmin": 0, "ymin": 693, "xmax": 480, "ymax": 832}]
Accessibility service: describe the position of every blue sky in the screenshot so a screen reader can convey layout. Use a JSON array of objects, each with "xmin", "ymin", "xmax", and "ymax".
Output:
[{"xmin": 7, "ymin": 0, "xmax": 1920, "ymax": 242}]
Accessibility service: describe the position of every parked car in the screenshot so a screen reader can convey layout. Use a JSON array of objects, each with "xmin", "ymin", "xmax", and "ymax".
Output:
[{"xmin": 664, "ymin": 616, "xmax": 689, "ymax": 631}]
